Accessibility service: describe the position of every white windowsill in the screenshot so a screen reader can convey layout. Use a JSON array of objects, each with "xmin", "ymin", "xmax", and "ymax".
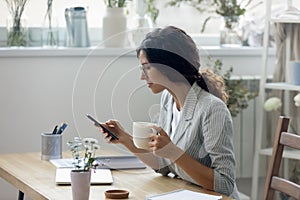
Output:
[
  {"xmin": 0, "ymin": 46, "xmax": 275, "ymax": 57},
  {"xmin": 0, "ymin": 27, "xmax": 275, "ymax": 57}
]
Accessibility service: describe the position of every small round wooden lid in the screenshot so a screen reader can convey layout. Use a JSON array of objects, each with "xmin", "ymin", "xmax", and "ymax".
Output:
[{"xmin": 105, "ymin": 189, "xmax": 129, "ymax": 199}]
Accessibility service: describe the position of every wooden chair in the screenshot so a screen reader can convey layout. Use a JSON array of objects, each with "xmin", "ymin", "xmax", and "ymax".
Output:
[{"xmin": 263, "ymin": 116, "xmax": 300, "ymax": 200}]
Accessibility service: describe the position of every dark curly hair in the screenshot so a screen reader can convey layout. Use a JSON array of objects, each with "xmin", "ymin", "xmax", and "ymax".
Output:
[{"xmin": 136, "ymin": 26, "xmax": 228, "ymax": 103}]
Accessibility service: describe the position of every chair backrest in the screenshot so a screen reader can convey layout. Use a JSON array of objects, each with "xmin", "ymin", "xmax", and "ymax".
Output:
[{"xmin": 263, "ymin": 116, "xmax": 300, "ymax": 200}]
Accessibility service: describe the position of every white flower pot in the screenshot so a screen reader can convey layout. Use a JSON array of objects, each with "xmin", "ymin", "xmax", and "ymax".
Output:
[
  {"xmin": 70, "ymin": 170, "xmax": 91, "ymax": 200},
  {"xmin": 102, "ymin": 7, "xmax": 127, "ymax": 47}
]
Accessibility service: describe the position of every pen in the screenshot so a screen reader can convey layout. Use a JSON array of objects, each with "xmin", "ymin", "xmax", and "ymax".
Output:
[
  {"xmin": 56, "ymin": 123, "xmax": 68, "ymax": 135},
  {"xmin": 52, "ymin": 125, "xmax": 58, "ymax": 134}
]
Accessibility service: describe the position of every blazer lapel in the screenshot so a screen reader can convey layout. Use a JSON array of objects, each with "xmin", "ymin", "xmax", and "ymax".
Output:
[{"xmin": 172, "ymin": 84, "xmax": 200, "ymax": 146}]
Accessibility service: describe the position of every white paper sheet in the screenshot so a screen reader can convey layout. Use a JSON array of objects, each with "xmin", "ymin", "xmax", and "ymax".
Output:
[{"xmin": 147, "ymin": 189, "xmax": 222, "ymax": 200}]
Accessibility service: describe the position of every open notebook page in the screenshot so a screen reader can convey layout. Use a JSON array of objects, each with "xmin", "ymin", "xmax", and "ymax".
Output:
[{"xmin": 147, "ymin": 189, "xmax": 222, "ymax": 200}]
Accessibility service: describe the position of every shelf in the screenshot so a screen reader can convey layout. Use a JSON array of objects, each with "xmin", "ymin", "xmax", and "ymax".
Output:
[
  {"xmin": 265, "ymin": 82, "xmax": 300, "ymax": 91},
  {"xmin": 259, "ymin": 148, "xmax": 300, "ymax": 160},
  {"xmin": 272, "ymin": 18, "xmax": 300, "ymax": 24},
  {"xmin": 252, "ymin": 1, "xmax": 300, "ymax": 199}
]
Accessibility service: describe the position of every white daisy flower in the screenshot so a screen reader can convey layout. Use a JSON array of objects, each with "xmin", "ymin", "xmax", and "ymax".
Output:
[{"xmin": 82, "ymin": 138, "xmax": 98, "ymax": 144}]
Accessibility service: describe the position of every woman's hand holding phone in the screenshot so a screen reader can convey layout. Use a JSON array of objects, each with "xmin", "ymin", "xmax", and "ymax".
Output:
[{"xmin": 86, "ymin": 114, "xmax": 119, "ymax": 140}]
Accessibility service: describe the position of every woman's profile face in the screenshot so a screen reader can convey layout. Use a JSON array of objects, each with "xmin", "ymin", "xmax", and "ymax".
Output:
[{"xmin": 139, "ymin": 50, "xmax": 167, "ymax": 94}]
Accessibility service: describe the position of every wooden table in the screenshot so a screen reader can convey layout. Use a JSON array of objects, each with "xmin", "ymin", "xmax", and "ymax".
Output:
[{"xmin": 0, "ymin": 151, "xmax": 232, "ymax": 199}]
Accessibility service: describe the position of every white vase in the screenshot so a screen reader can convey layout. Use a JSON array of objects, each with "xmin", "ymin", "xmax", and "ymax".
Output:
[
  {"xmin": 70, "ymin": 170, "xmax": 91, "ymax": 200},
  {"xmin": 102, "ymin": 7, "xmax": 127, "ymax": 47}
]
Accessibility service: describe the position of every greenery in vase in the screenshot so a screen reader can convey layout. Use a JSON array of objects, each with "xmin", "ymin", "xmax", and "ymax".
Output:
[
  {"xmin": 44, "ymin": 0, "xmax": 57, "ymax": 46},
  {"xmin": 146, "ymin": 0, "xmax": 159, "ymax": 25},
  {"xmin": 4, "ymin": 0, "xmax": 30, "ymax": 46},
  {"xmin": 67, "ymin": 137, "xmax": 100, "ymax": 171},
  {"xmin": 206, "ymin": 56, "xmax": 258, "ymax": 117},
  {"xmin": 105, "ymin": 0, "xmax": 127, "ymax": 8},
  {"xmin": 166, "ymin": 0, "xmax": 255, "ymax": 32}
]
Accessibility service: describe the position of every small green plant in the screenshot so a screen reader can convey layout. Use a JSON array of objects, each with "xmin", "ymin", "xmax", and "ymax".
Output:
[
  {"xmin": 146, "ymin": 0, "xmax": 159, "ymax": 25},
  {"xmin": 207, "ymin": 56, "xmax": 258, "ymax": 117},
  {"xmin": 67, "ymin": 137, "xmax": 100, "ymax": 171},
  {"xmin": 105, "ymin": 0, "xmax": 127, "ymax": 8},
  {"xmin": 43, "ymin": 0, "xmax": 58, "ymax": 46},
  {"xmin": 167, "ymin": 0, "xmax": 260, "ymax": 32},
  {"xmin": 4, "ymin": 0, "xmax": 30, "ymax": 46}
]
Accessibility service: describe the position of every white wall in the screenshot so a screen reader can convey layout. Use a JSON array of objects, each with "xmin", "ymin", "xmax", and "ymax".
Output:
[
  {"xmin": 0, "ymin": 49, "xmax": 162, "ymax": 200},
  {"xmin": 0, "ymin": 0, "xmax": 298, "ymax": 34},
  {"xmin": 0, "ymin": 47, "xmax": 275, "ymax": 199}
]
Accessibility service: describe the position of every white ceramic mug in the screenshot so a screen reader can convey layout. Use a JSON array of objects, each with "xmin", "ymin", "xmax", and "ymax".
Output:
[{"xmin": 133, "ymin": 122, "xmax": 157, "ymax": 149}]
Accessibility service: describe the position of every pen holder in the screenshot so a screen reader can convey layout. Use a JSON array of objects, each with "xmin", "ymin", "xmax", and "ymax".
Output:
[{"xmin": 41, "ymin": 133, "xmax": 62, "ymax": 161}]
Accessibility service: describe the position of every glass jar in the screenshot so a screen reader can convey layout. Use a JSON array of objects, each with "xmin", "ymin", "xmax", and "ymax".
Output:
[
  {"xmin": 6, "ymin": 14, "xmax": 29, "ymax": 47},
  {"xmin": 42, "ymin": 10, "xmax": 59, "ymax": 48},
  {"xmin": 220, "ymin": 16, "xmax": 242, "ymax": 48}
]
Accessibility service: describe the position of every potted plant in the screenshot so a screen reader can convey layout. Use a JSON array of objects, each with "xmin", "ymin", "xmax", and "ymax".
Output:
[
  {"xmin": 206, "ymin": 57, "xmax": 258, "ymax": 117},
  {"xmin": 212, "ymin": 0, "xmax": 248, "ymax": 47},
  {"xmin": 67, "ymin": 137, "xmax": 100, "ymax": 200},
  {"xmin": 4, "ymin": 0, "xmax": 30, "ymax": 47},
  {"xmin": 102, "ymin": 0, "xmax": 128, "ymax": 47},
  {"xmin": 167, "ymin": 0, "xmax": 249, "ymax": 30},
  {"xmin": 105, "ymin": 0, "xmax": 127, "ymax": 7},
  {"xmin": 167, "ymin": 0, "xmax": 260, "ymax": 46},
  {"xmin": 146, "ymin": 0, "xmax": 159, "ymax": 25},
  {"xmin": 42, "ymin": 0, "xmax": 59, "ymax": 47}
]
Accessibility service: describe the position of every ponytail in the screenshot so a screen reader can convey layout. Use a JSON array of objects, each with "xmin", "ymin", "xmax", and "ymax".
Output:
[{"xmin": 198, "ymin": 68, "xmax": 229, "ymax": 103}]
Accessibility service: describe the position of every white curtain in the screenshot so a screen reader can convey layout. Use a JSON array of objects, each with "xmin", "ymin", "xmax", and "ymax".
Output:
[{"xmin": 273, "ymin": 23, "xmax": 300, "ymax": 132}]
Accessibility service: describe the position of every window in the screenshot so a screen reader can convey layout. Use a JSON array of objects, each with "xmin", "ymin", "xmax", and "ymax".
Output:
[{"xmin": 0, "ymin": 0, "xmax": 297, "ymax": 42}]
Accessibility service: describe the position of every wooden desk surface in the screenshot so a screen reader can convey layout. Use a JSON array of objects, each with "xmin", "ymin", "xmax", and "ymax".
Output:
[{"xmin": 0, "ymin": 151, "xmax": 232, "ymax": 199}]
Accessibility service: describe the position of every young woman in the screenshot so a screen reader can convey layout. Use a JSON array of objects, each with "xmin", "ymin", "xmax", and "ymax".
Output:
[{"xmin": 100, "ymin": 26, "xmax": 240, "ymax": 199}]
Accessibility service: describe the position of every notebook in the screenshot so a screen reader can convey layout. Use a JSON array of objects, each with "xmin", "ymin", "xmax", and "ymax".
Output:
[
  {"xmin": 50, "ymin": 155, "xmax": 146, "ymax": 170},
  {"xmin": 55, "ymin": 168, "xmax": 113, "ymax": 185}
]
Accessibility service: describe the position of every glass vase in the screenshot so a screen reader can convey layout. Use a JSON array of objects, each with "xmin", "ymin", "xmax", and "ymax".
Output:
[
  {"xmin": 220, "ymin": 16, "xmax": 242, "ymax": 48},
  {"xmin": 6, "ymin": 15, "xmax": 28, "ymax": 47},
  {"xmin": 42, "ymin": 10, "xmax": 59, "ymax": 48}
]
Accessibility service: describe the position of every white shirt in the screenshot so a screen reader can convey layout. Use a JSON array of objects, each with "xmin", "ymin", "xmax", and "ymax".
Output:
[{"xmin": 170, "ymin": 101, "xmax": 181, "ymax": 141}]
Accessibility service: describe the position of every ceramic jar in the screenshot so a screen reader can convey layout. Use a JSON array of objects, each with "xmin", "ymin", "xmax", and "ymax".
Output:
[
  {"xmin": 102, "ymin": 7, "xmax": 127, "ymax": 47},
  {"xmin": 70, "ymin": 170, "xmax": 91, "ymax": 200}
]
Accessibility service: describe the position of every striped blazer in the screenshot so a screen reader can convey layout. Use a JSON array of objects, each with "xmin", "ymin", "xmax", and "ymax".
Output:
[{"xmin": 156, "ymin": 83, "xmax": 240, "ymax": 199}]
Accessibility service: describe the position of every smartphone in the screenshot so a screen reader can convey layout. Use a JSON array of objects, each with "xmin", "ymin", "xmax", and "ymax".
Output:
[{"xmin": 86, "ymin": 114, "xmax": 118, "ymax": 140}]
